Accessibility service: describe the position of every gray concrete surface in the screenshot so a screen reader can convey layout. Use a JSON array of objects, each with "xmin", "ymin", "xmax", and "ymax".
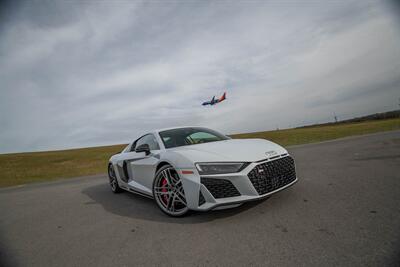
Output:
[{"xmin": 1, "ymin": 131, "xmax": 399, "ymax": 266}]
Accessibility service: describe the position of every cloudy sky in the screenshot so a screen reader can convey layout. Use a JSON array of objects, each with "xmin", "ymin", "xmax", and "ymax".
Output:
[{"xmin": 1, "ymin": 1, "xmax": 399, "ymax": 153}]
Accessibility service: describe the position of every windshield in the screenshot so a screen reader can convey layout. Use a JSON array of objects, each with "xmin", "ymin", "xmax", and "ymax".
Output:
[{"xmin": 159, "ymin": 127, "xmax": 229, "ymax": 148}]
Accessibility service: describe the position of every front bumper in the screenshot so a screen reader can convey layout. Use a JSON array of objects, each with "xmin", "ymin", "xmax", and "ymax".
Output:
[{"xmin": 179, "ymin": 154, "xmax": 298, "ymax": 211}]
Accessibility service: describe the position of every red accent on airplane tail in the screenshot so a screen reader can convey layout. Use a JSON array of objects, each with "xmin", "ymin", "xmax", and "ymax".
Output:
[{"xmin": 219, "ymin": 92, "xmax": 226, "ymax": 102}]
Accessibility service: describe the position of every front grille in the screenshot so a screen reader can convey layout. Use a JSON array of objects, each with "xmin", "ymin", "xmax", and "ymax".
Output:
[
  {"xmin": 248, "ymin": 156, "xmax": 296, "ymax": 195},
  {"xmin": 199, "ymin": 191, "xmax": 206, "ymax": 206},
  {"xmin": 201, "ymin": 178, "xmax": 241, "ymax": 199}
]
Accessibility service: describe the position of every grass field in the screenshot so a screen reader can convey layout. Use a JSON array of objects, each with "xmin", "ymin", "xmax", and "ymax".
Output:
[
  {"xmin": 0, "ymin": 118, "xmax": 399, "ymax": 188},
  {"xmin": 231, "ymin": 117, "xmax": 400, "ymax": 146}
]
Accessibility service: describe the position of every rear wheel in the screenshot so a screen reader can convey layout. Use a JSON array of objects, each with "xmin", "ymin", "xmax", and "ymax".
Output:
[
  {"xmin": 153, "ymin": 165, "xmax": 189, "ymax": 217},
  {"xmin": 108, "ymin": 164, "xmax": 122, "ymax": 193}
]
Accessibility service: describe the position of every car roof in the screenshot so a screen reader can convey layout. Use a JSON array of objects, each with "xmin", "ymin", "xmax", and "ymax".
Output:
[
  {"xmin": 128, "ymin": 127, "xmax": 201, "ymax": 144},
  {"xmin": 128, "ymin": 126, "xmax": 224, "ymax": 148},
  {"xmin": 151, "ymin": 126, "xmax": 207, "ymax": 134},
  {"xmin": 128, "ymin": 127, "xmax": 206, "ymax": 146}
]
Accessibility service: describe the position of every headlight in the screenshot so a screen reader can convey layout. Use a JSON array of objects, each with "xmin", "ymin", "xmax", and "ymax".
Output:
[{"xmin": 195, "ymin": 162, "xmax": 248, "ymax": 175}]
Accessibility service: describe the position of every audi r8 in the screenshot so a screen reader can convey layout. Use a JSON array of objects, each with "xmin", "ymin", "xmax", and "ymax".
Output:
[{"xmin": 108, "ymin": 127, "xmax": 297, "ymax": 217}]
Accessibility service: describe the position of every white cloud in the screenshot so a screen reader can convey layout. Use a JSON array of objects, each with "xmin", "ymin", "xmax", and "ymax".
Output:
[{"xmin": 0, "ymin": 1, "xmax": 399, "ymax": 153}]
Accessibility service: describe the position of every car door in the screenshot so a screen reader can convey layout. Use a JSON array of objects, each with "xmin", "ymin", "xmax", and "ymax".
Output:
[{"xmin": 121, "ymin": 134, "xmax": 161, "ymax": 195}]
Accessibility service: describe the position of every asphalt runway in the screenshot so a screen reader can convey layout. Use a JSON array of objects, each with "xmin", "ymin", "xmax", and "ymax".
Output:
[{"xmin": 1, "ymin": 131, "xmax": 399, "ymax": 266}]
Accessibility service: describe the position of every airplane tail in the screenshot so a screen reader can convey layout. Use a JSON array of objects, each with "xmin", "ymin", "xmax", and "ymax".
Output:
[{"xmin": 219, "ymin": 92, "xmax": 226, "ymax": 102}]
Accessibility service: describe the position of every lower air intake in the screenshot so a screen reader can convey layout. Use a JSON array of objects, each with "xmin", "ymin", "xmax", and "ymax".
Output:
[{"xmin": 201, "ymin": 178, "xmax": 240, "ymax": 199}]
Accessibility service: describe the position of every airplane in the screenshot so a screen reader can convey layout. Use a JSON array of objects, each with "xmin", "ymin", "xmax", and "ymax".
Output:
[{"xmin": 202, "ymin": 92, "xmax": 226, "ymax": 106}]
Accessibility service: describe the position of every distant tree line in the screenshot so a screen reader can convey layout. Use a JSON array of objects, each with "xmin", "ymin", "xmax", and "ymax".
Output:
[{"xmin": 297, "ymin": 109, "xmax": 400, "ymax": 129}]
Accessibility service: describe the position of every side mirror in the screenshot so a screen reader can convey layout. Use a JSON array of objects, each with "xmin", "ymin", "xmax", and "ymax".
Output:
[{"xmin": 135, "ymin": 144, "xmax": 150, "ymax": 155}]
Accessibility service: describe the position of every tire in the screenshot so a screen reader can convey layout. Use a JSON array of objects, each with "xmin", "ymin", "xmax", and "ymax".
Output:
[
  {"xmin": 108, "ymin": 164, "xmax": 123, "ymax": 193},
  {"xmin": 153, "ymin": 165, "xmax": 189, "ymax": 217}
]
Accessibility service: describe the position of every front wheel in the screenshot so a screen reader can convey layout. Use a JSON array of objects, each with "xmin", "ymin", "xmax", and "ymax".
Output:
[
  {"xmin": 108, "ymin": 164, "xmax": 123, "ymax": 193},
  {"xmin": 153, "ymin": 165, "xmax": 189, "ymax": 217}
]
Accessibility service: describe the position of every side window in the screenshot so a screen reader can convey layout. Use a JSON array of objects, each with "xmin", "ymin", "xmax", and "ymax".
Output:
[
  {"xmin": 135, "ymin": 136, "xmax": 147, "ymax": 150},
  {"xmin": 135, "ymin": 134, "xmax": 160, "ymax": 151},
  {"xmin": 147, "ymin": 134, "xmax": 160, "ymax": 150},
  {"xmin": 129, "ymin": 141, "xmax": 136, "ymax": 152}
]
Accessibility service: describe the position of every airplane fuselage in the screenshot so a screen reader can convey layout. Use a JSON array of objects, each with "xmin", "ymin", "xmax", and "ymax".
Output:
[{"xmin": 201, "ymin": 92, "xmax": 226, "ymax": 106}]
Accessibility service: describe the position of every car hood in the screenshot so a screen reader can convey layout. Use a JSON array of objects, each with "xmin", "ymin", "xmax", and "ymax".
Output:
[{"xmin": 170, "ymin": 139, "xmax": 287, "ymax": 163}]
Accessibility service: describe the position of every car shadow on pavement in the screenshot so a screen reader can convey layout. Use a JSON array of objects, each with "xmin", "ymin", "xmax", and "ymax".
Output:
[{"xmin": 82, "ymin": 182, "xmax": 264, "ymax": 224}]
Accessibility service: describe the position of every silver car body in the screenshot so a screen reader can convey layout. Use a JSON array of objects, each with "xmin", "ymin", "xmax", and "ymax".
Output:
[{"xmin": 109, "ymin": 127, "xmax": 297, "ymax": 211}]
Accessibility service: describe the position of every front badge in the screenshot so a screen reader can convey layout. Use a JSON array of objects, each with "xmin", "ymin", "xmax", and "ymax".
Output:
[{"xmin": 265, "ymin": 150, "xmax": 278, "ymax": 157}]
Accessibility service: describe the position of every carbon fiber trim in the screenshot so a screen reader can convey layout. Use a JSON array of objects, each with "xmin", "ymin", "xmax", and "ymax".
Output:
[{"xmin": 199, "ymin": 191, "xmax": 206, "ymax": 206}]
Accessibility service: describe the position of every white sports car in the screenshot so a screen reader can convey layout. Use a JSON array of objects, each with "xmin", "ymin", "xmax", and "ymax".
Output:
[{"xmin": 108, "ymin": 127, "xmax": 297, "ymax": 216}]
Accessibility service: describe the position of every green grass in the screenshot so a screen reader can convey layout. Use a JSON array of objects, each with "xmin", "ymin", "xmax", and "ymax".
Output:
[
  {"xmin": 0, "ymin": 144, "xmax": 125, "ymax": 188},
  {"xmin": 231, "ymin": 118, "xmax": 400, "ymax": 146},
  {"xmin": 0, "ymin": 118, "xmax": 399, "ymax": 188}
]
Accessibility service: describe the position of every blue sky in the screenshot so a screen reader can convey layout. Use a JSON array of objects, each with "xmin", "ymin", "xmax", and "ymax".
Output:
[{"xmin": 0, "ymin": 1, "xmax": 399, "ymax": 153}]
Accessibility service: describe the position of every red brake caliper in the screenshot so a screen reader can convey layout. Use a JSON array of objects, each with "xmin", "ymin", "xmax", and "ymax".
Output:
[{"xmin": 161, "ymin": 178, "xmax": 168, "ymax": 205}]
